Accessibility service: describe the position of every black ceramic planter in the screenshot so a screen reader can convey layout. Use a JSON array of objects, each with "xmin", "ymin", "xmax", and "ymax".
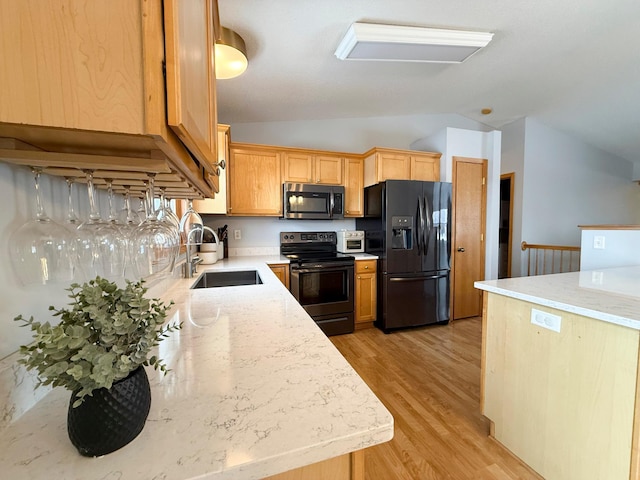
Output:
[{"xmin": 67, "ymin": 366, "xmax": 151, "ymax": 457}]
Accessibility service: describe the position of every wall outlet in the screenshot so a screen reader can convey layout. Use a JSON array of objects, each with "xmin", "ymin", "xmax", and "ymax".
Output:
[
  {"xmin": 531, "ymin": 308, "xmax": 562, "ymax": 333},
  {"xmin": 593, "ymin": 235, "xmax": 606, "ymax": 249},
  {"xmin": 234, "ymin": 229, "xmax": 241, "ymax": 240},
  {"xmin": 591, "ymin": 271, "xmax": 604, "ymax": 284}
]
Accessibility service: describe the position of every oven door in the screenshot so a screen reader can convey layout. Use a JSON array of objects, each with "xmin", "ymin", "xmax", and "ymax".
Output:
[{"xmin": 290, "ymin": 261, "xmax": 354, "ymax": 324}]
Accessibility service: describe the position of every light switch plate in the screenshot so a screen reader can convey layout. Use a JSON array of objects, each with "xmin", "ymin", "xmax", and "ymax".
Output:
[
  {"xmin": 531, "ymin": 308, "xmax": 562, "ymax": 333},
  {"xmin": 593, "ymin": 235, "xmax": 605, "ymax": 249}
]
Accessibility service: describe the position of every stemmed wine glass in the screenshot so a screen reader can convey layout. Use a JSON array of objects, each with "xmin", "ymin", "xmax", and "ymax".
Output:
[
  {"xmin": 74, "ymin": 170, "xmax": 127, "ymax": 282},
  {"xmin": 129, "ymin": 174, "xmax": 180, "ymax": 280},
  {"xmin": 179, "ymin": 199, "xmax": 204, "ymax": 246},
  {"xmin": 104, "ymin": 179, "xmax": 121, "ymax": 226},
  {"xmin": 64, "ymin": 177, "xmax": 81, "ymax": 227},
  {"xmin": 9, "ymin": 167, "xmax": 75, "ymax": 286},
  {"xmin": 118, "ymin": 185, "xmax": 141, "ymax": 228},
  {"xmin": 156, "ymin": 187, "xmax": 180, "ymax": 231}
]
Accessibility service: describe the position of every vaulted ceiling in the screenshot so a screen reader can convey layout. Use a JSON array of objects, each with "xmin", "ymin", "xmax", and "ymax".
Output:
[{"xmin": 217, "ymin": 0, "xmax": 640, "ymax": 164}]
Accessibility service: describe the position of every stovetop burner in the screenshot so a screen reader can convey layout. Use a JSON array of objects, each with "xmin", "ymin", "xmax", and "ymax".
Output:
[
  {"xmin": 284, "ymin": 251, "xmax": 355, "ymax": 265},
  {"xmin": 280, "ymin": 231, "xmax": 355, "ymax": 265}
]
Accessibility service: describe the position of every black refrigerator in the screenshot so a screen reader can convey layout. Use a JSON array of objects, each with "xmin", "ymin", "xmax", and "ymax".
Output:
[{"xmin": 356, "ymin": 180, "xmax": 451, "ymax": 332}]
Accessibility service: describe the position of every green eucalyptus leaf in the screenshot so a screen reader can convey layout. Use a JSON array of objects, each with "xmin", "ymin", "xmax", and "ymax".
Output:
[{"xmin": 14, "ymin": 275, "xmax": 180, "ymax": 405}]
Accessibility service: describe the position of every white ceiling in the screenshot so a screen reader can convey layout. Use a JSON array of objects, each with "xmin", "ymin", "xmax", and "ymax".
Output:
[{"xmin": 217, "ymin": 0, "xmax": 640, "ymax": 164}]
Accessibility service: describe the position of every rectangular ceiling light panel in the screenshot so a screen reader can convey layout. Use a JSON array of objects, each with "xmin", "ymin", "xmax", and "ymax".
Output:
[{"xmin": 335, "ymin": 23, "xmax": 494, "ymax": 63}]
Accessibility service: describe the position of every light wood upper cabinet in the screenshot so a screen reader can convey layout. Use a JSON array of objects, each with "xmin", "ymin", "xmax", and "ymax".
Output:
[
  {"xmin": 282, "ymin": 152, "xmax": 343, "ymax": 185},
  {"xmin": 164, "ymin": 0, "xmax": 218, "ymax": 177},
  {"xmin": 193, "ymin": 125, "xmax": 230, "ymax": 214},
  {"xmin": 363, "ymin": 148, "xmax": 441, "ymax": 187},
  {"xmin": 282, "ymin": 152, "xmax": 314, "ymax": 183},
  {"xmin": 0, "ymin": 0, "xmax": 216, "ymax": 198},
  {"xmin": 343, "ymin": 156, "xmax": 364, "ymax": 217},
  {"xmin": 410, "ymin": 154, "xmax": 440, "ymax": 182},
  {"xmin": 227, "ymin": 144, "xmax": 282, "ymax": 216},
  {"xmin": 315, "ymin": 155, "xmax": 343, "ymax": 184}
]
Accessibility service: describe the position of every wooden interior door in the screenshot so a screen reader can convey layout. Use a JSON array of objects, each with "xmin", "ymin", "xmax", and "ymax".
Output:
[{"xmin": 452, "ymin": 157, "xmax": 487, "ymax": 320}]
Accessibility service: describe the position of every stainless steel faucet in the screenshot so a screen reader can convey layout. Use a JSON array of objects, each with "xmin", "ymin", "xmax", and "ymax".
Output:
[{"xmin": 182, "ymin": 244, "xmax": 203, "ymax": 278}]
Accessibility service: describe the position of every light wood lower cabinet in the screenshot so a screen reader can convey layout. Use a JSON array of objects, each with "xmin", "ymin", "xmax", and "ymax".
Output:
[
  {"xmin": 482, "ymin": 292, "xmax": 640, "ymax": 480},
  {"xmin": 264, "ymin": 450, "xmax": 364, "ymax": 480},
  {"xmin": 269, "ymin": 263, "xmax": 290, "ymax": 289},
  {"xmin": 355, "ymin": 260, "xmax": 377, "ymax": 327}
]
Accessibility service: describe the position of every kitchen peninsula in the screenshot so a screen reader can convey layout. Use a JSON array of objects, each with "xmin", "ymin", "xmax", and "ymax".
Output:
[
  {"xmin": 475, "ymin": 266, "xmax": 640, "ymax": 480},
  {"xmin": 0, "ymin": 257, "xmax": 393, "ymax": 479}
]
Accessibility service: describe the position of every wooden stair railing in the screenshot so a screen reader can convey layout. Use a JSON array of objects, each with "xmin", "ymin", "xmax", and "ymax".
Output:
[{"xmin": 521, "ymin": 241, "xmax": 581, "ymax": 276}]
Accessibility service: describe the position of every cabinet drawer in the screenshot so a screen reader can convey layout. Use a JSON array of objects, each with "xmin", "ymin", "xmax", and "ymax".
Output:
[{"xmin": 356, "ymin": 259, "xmax": 377, "ymax": 274}]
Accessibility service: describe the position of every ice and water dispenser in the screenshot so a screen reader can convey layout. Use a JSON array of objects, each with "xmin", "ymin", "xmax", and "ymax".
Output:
[{"xmin": 391, "ymin": 216, "xmax": 413, "ymax": 249}]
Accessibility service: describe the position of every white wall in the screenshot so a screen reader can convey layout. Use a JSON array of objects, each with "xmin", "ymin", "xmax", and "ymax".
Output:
[
  {"xmin": 227, "ymin": 113, "xmax": 489, "ymax": 152},
  {"xmin": 522, "ymin": 118, "xmax": 639, "ymax": 246},
  {"xmin": 580, "ymin": 229, "xmax": 640, "ymax": 270},
  {"xmin": 503, "ymin": 117, "xmax": 640, "ymax": 276},
  {"xmin": 202, "ymin": 216, "xmax": 356, "ymax": 254}
]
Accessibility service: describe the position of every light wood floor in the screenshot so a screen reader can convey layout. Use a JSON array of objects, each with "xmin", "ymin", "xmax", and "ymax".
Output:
[{"xmin": 331, "ymin": 319, "xmax": 542, "ymax": 480}]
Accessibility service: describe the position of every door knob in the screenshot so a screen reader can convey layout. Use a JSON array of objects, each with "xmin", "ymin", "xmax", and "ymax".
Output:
[{"xmin": 457, "ymin": 247, "xmax": 465, "ymax": 252}]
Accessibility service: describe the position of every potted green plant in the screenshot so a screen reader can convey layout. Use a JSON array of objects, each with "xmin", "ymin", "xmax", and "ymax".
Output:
[{"xmin": 14, "ymin": 276, "xmax": 181, "ymax": 457}]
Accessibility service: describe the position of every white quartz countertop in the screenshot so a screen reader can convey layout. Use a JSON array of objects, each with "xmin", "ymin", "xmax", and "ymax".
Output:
[
  {"xmin": 475, "ymin": 265, "xmax": 640, "ymax": 330},
  {"xmin": 1, "ymin": 257, "xmax": 393, "ymax": 479}
]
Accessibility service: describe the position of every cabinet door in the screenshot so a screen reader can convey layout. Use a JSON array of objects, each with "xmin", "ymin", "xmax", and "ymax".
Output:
[
  {"xmin": 356, "ymin": 260, "xmax": 377, "ymax": 324},
  {"xmin": 0, "ymin": 0, "xmax": 145, "ymax": 133},
  {"xmin": 193, "ymin": 126, "xmax": 229, "ymax": 214},
  {"xmin": 343, "ymin": 156, "xmax": 364, "ymax": 217},
  {"xmin": 377, "ymin": 152, "xmax": 411, "ymax": 181},
  {"xmin": 164, "ymin": 0, "xmax": 218, "ymax": 175},
  {"xmin": 282, "ymin": 152, "xmax": 314, "ymax": 183},
  {"xmin": 269, "ymin": 264, "xmax": 290, "ymax": 289},
  {"xmin": 411, "ymin": 154, "xmax": 440, "ymax": 181},
  {"xmin": 315, "ymin": 155, "xmax": 343, "ymax": 185},
  {"xmin": 228, "ymin": 147, "xmax": 282, "ymax": 216}
]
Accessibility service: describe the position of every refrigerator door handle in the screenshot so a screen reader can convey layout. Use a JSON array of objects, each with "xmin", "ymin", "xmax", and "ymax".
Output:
[
  {"xmin": 447, "ymin": 191, "xmax": 452, "ymax": 267},
  {"xmin": 424, "ymin": 195, "xmax": 432, "ymax": 256},
  {"xmin": 390, "ymin": 274, "xmax": 444, "ymax": 282},
  {"xmin": 416, "ymin": 196, "xmax": 424, "ymax": 254}
]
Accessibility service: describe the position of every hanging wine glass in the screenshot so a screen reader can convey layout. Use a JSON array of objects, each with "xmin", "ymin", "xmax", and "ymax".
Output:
[
  {"xmin": 164, "ymin": 194, "xmax": 181, "ymax": 231},
  {"xmin": 179, "ymin": 199, "xmax": 204, "ymax": 246},
  {"xmin": 129, "ymin": 174, "xmax": 179, "ymax": 280},
  {"xmin": 118, "ymin": 185, "xmax": 141, "ymax": 228},
  {"xmin": 9, "ymin": 167, "xmax": 75, "ymax": 286},
  {"xmin": 136, "ymin": 194, "xmax": 147, "ymax": 220},
  {"xmin": 156, "ymin": 187, "xmax": 181, "ymax": 273},
  {"xmin": 75, "ymin": 170, "xmax": 127, "ymax": 282},
  {"xmin": 104, "ymin": 179, "xmax": 122, "ymax": 226},
  {"xmin": 156, "ymin": 187, "xmax": 180, "ymax": 231},
  {"xmin": 64, "ymin": 177, "xmax": 81, "ymax": 227}
]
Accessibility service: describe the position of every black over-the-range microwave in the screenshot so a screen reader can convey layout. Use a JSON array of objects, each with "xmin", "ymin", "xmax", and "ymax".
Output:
[{"xmin": 283, "ymin": 183, "xmax": 344, "ymax": 220}]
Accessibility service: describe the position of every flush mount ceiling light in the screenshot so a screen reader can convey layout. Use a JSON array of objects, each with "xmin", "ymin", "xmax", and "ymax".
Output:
[
  {"xmin": 215, "ymin": 26, "xmax": 248, "ymax": 79},
  {"xmin": 334, "ymin": 23, "xmax": 494, "ymax": 63}
]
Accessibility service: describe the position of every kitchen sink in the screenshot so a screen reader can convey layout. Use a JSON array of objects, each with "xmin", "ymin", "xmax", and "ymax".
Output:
[{"xmin": 191, "ymin": 270, "xmax": 263, "ymax": 289}]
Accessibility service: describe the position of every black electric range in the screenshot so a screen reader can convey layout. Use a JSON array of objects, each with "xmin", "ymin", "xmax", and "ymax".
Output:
[{"xmin": 280, "ymin": 232, "xmax": 355, "ymax": 336}]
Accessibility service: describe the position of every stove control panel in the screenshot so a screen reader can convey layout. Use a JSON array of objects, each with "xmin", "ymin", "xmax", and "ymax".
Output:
[{"xmin": 280, "ymin": 231, "xmax": 336, "ymax": 244}]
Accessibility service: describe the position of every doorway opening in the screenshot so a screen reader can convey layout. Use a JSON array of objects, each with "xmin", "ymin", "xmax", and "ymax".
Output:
[{"xmin": 498, "ymin": 173, "xmax": 514, "ymax": 279}]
